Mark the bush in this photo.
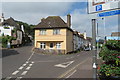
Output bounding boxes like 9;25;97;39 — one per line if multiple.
99;40;120;78
1;35;16;48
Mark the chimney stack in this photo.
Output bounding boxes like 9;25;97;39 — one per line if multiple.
41;18;45;22
67;14;71;27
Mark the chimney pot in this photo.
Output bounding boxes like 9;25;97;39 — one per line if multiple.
41;18;45;22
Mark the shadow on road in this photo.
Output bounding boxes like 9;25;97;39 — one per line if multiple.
1;49;20;58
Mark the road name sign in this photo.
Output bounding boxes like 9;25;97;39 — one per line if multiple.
98;10;120;17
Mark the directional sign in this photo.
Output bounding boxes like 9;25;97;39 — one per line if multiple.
98;10;120;17
54;61;74;68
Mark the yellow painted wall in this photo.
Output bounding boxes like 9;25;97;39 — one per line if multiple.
34;28;73;54
66;29;74;53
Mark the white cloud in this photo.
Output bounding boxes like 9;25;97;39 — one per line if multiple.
2;2;73;24
2;2;119;38
68;8;92;37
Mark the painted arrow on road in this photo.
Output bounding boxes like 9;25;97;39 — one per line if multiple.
54;61;74;68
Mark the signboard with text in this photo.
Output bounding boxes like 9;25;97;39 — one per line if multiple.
88;0;120;14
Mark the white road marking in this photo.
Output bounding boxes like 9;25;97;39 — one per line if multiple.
29;64;33;67
12;70;19;75
55;61;74;68
27;52;34;61
19;66;24;70
66;70;77;78
26;66;31;70
16;77;22;80
22;64;27;66
21;71;28;75
5;77;12;80
58;58;90;78
31;61;34;64
26;61;29;64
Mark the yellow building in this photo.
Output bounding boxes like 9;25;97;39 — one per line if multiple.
34;14;74;54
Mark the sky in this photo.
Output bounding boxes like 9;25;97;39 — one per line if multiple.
1;1;119;38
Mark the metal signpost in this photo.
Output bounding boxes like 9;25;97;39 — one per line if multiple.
88;0;120;80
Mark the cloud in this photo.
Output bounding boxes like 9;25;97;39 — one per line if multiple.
2;2;119;38
68;8;92;37
2;2;73;24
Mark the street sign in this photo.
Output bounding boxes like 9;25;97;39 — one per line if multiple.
96;5;102;11
98;9;120;17
88;0;120;14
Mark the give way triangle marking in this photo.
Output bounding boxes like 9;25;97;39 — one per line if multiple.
54;61;74;68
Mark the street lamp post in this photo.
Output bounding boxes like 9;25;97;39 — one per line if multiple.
92;19;97;80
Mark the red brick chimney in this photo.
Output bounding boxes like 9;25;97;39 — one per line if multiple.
67;14;71;27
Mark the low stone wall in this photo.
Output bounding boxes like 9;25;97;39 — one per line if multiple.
33;48;65;55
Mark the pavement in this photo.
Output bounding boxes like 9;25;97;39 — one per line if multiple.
1;44;95;80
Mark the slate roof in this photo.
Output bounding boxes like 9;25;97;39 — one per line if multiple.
35;16;69;29
0;17;20;29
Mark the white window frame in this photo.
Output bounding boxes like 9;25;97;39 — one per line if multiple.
40;29;46;35
56;43;61;49
40;42;46;49
53;29;60;35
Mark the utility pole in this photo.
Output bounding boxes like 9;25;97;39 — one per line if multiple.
92;19;97;80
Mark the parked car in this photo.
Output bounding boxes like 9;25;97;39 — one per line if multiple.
84;47;90;51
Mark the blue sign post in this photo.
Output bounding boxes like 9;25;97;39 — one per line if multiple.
98;10;120;17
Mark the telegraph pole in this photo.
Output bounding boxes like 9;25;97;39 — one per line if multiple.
92;19;97;80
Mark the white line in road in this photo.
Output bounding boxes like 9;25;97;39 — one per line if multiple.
55;61;74;68
29;64;33;67
31;61;34;64
27;52;34;61
58;58;90;78
19;66;24;70
26;61;29;64
5;77;12;80
26;66;31;70
22;64;27;66
21;71;28;75
15;77;22;80
12;70;19;75
66;70;77;78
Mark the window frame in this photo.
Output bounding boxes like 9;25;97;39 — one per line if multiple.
40;29;46;35
40;42;46;49
53;29;60;35
56;43;61;49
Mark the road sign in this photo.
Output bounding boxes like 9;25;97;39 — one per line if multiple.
96;5;102;11
98;10;120;17
88;0;120;14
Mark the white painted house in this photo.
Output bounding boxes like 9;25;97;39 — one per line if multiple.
73;30;85;51
0;14;24;46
